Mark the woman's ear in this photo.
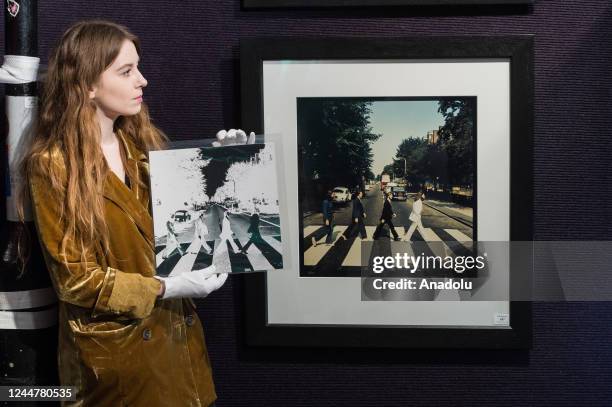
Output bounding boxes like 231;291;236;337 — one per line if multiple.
88;86;97;100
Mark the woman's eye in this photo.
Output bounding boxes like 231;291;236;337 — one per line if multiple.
122;70;131;76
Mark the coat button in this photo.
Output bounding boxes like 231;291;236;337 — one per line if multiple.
142;328;152;341
185;315;194;327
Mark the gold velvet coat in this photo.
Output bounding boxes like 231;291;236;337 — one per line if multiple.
29;132;216;407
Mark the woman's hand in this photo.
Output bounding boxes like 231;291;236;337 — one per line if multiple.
212;129;256;147
154;265;228;299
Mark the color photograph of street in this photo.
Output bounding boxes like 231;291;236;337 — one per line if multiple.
298;97;475;277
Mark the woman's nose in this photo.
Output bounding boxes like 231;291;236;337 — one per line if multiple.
137;69;147;88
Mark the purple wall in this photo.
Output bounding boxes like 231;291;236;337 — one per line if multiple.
2;1;611;405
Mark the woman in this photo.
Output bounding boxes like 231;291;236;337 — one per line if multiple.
403;191;426;241
19;20;230;406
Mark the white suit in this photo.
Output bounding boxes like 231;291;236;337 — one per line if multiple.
162;220;183;258
404;198;426;241
216;213;239;253
190;217;213;254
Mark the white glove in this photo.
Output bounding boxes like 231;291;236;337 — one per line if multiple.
212;129;256;147
154;265;228;299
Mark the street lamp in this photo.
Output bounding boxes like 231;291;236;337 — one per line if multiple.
394;157;407;179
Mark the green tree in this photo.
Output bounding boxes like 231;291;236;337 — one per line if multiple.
394;137;428;185
298;99;381;191
437;98;475;187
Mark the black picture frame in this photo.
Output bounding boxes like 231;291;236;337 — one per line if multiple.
243;0;534;9
240;36;533;349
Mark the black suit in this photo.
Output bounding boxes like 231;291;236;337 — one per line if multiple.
373;199;399;239
242;213;262;252
344;196;367;239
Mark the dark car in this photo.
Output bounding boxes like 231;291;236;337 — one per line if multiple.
391;186;407;201
172;209;191;222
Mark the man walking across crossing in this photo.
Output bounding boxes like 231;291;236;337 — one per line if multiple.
312;190;334;247
373;192;400;241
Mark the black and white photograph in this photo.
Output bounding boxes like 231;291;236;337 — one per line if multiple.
149;143;284;276
299;97;476;277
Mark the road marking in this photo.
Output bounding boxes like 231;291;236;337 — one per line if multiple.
262;235;282;253
168;239;201;277
156;247;166;267
238;238;275;271
443;228;471;242
212;239;233;273
304;226;348;266
302;227;474;269
419;227;456;258
342;226;376;267
304;225;321;238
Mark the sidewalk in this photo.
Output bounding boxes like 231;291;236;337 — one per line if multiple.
422;198;473;225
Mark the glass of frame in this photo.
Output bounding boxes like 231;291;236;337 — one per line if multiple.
240;36;533;349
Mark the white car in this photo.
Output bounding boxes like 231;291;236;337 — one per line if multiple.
331;187;351;204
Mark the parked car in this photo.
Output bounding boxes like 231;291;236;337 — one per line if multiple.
331;187;351;204
170;209;192;232
391;186;407;201
171;209;191;222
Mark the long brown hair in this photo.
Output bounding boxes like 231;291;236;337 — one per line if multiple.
18;20;166;267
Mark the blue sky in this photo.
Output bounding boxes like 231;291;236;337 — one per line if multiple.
368;100;445;176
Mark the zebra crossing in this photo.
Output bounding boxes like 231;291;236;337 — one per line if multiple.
154;223;473;278
155;235;283;276
302;224;473;277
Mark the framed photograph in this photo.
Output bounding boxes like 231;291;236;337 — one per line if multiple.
298;96;477;278
243;0;534;9
148;143;285;276
241;36;533;348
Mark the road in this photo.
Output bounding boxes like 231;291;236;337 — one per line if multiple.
304;187;473;238
302;187;475;277
154;204;282;276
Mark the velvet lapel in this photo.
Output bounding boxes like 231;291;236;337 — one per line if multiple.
102;131;154;248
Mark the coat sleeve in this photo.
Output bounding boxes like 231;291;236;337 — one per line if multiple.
28;154;161;320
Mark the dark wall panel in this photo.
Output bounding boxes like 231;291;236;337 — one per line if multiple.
1;1;611;405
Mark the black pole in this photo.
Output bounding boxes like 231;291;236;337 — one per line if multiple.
1;0;59;395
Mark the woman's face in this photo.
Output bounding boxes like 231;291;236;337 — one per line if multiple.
89;40;147;119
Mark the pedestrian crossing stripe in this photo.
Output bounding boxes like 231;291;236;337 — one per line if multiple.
169;239;203;277
443;228;471;242
303;225;321;238
262;235;282;253
304;226;348;266
302;225;473;270
238;237;275;271
343;226;376;267
154;235;283;275
419;228;456;258
212;239;233;274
